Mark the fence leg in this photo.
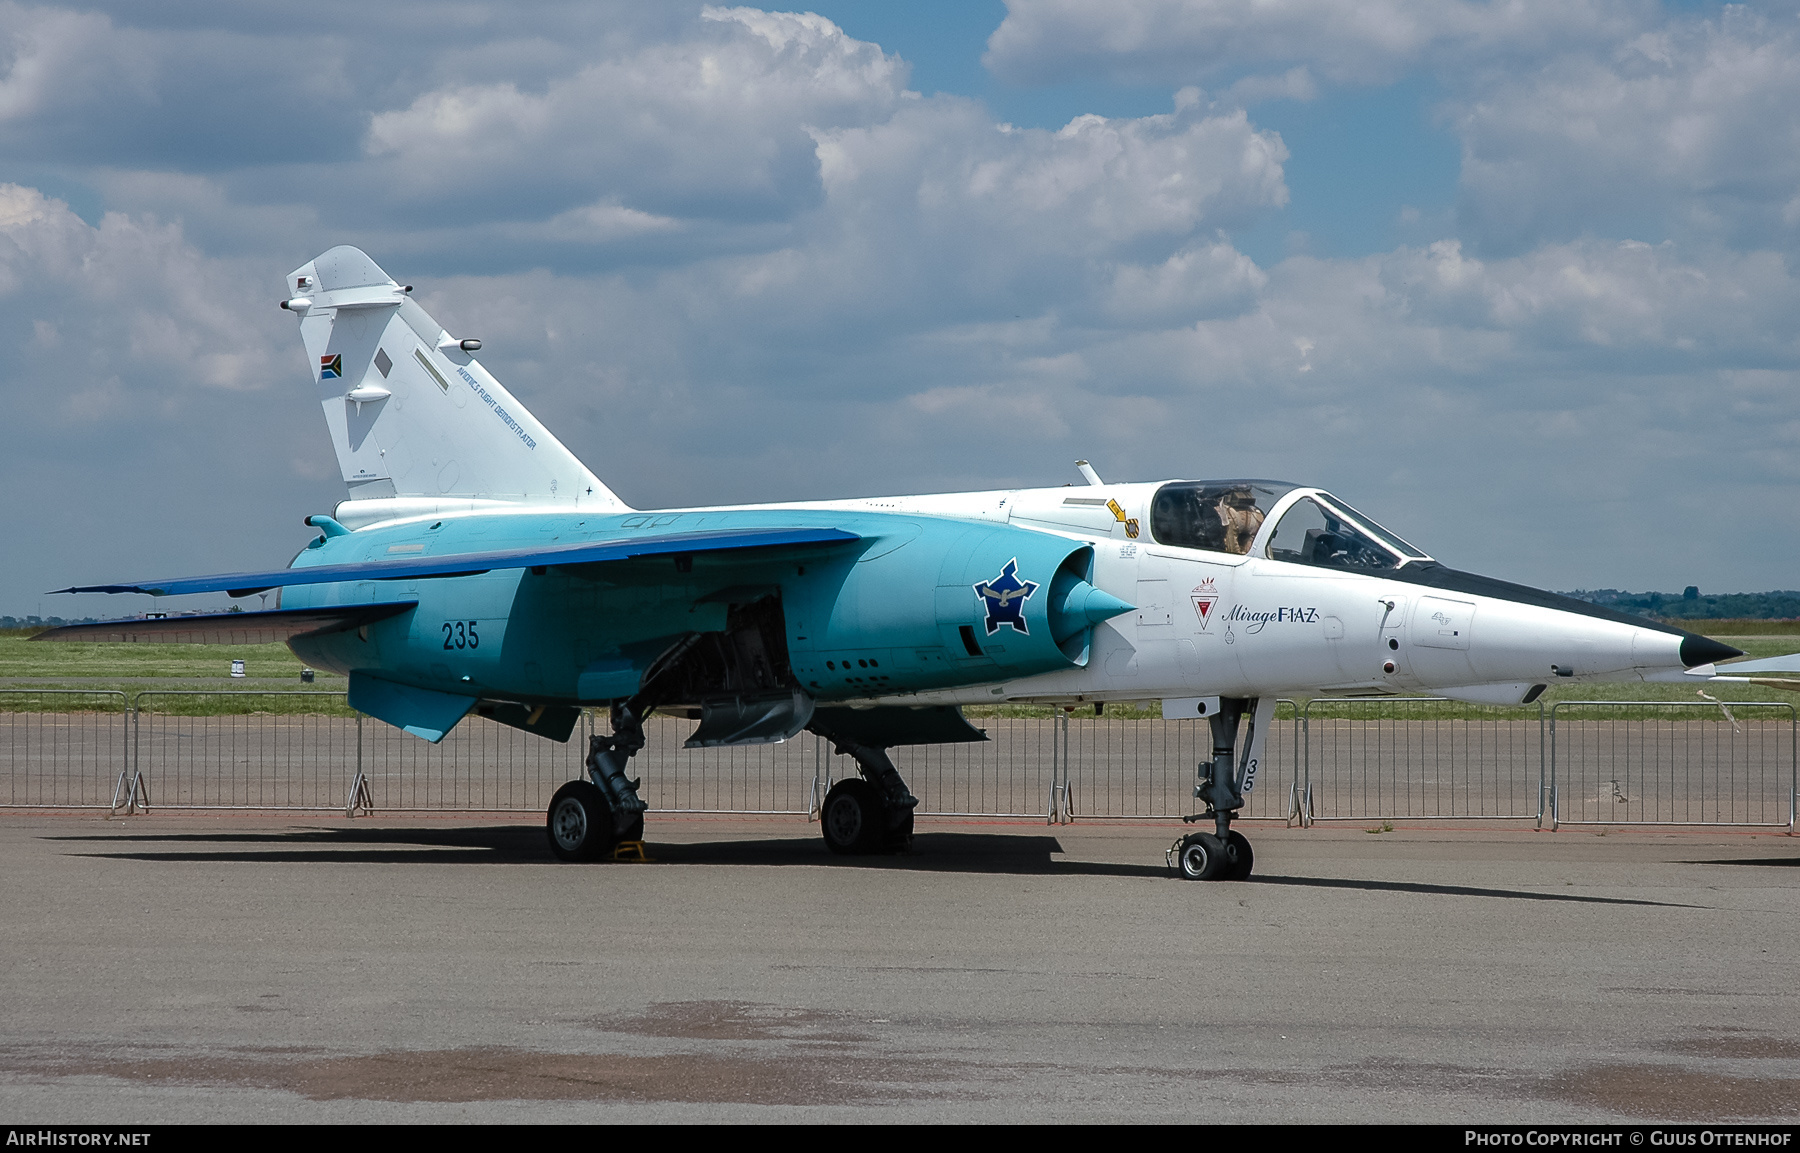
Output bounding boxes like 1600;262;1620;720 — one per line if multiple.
345;772;373;817
1548;711;1560;831
110;705;130;815
1535;701;1546;830
345;715;373;817
109;770;135;814
1301;706;1311;829
1051;712;1065;820
1286;779;1315;827
809;734;826;822
112;770;149;815
111;704;149;815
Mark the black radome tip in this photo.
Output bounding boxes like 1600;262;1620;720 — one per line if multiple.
1680;633;1744;668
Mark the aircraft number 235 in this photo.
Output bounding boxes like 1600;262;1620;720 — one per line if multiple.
442;621;480;650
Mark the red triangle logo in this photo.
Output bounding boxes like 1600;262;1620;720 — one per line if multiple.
1192;596;1218;628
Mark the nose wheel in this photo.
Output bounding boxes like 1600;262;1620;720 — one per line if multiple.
1169;830;1254;881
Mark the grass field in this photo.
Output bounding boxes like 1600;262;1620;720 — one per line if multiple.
2;628;1796;719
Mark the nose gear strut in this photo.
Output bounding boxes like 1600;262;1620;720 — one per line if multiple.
1194;697;1249;828
1171;696;1271;881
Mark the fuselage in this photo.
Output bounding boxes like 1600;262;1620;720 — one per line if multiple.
284;478;1734;711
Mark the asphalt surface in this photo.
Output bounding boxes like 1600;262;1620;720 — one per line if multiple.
1;813;1797;1123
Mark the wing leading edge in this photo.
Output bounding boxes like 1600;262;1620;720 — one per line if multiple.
52;526;863;598
32;602;418;644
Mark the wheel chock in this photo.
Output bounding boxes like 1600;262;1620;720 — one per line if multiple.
610;840;654;862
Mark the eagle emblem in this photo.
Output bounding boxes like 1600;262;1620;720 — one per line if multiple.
973;558;1039;635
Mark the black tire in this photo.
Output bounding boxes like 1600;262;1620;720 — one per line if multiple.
547;780;615;862
1223;830;1254;881
1175;832;1229;881
821;779;885;855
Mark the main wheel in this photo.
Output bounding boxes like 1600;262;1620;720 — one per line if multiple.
821;779;885;855
1175;832;1229;880
547;780;615;862
1223;830;1254;881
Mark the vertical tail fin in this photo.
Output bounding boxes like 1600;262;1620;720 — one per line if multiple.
285;246;629;515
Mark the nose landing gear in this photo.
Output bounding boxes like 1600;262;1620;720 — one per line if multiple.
1169;828;1254;880
1169;697;1272;881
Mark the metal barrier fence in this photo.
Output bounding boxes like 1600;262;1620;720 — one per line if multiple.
0;691;129;810
1062;701;1301;822
1301;699;1546;824
1550;701;1798;829
133;692;361;811
1;691;1794;828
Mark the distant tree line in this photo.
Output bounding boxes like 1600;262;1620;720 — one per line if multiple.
0;615;99;630
2;607;240;631
1560;589;1800;621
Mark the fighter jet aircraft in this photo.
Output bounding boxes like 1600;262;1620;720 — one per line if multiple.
41;246;1746;880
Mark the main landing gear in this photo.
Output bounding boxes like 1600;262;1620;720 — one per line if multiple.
1169;697;1273;881
546;702;651;862
818;739;917;855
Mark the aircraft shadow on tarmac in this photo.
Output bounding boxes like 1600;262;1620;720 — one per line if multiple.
55;828;1155;876
50;827;1698;904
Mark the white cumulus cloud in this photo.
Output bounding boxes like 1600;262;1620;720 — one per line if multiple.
1452;7;1800;253
364;7;908;222
983;0;1640;88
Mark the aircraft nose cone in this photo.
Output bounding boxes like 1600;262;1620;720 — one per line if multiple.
1679;632;1743;668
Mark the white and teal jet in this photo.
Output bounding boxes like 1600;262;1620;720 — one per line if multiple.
44;247;1750;879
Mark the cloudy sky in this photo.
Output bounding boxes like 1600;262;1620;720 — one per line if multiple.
4;0;1799;618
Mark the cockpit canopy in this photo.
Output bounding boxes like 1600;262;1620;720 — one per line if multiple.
1150;480;1294;555
1149;480;1430;571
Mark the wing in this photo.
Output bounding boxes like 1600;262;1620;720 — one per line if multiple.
31;602;417;644
1713;653;1800;675
1699;651;1800;693
52;526;862;598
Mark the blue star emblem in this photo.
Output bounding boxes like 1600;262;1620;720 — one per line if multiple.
973;558;1039;635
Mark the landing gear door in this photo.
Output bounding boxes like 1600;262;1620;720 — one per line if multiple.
1239;696;1279;795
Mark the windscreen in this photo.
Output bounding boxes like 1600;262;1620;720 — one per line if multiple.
1315;493;1428;559
1149;481;1297;555
1265;497;1404;571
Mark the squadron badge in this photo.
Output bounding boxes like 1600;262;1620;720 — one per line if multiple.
973;558;1039;635
1192;577;1218;629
